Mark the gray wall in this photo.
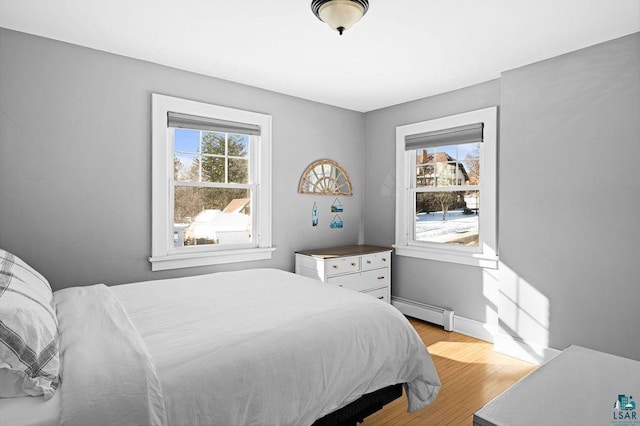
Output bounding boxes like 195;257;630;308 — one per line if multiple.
363;80;501;323
363;32;640;360
2;26;639;360
0;28;364;290
499;32;640;359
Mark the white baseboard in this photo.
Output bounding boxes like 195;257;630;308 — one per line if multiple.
453;315;496;343
493;333;561;365
392;296;495;342
392;296;561;365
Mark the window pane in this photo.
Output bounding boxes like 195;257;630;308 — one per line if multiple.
460;142;480;185
201;132;226;155
432;149;461;187
174;129;200;153
415;190;479;246
228;158;249;184
173;186;251;247
416;148;434;188
228;134;249;157
435;161;460;187
201;156;226;183
174;153;199;181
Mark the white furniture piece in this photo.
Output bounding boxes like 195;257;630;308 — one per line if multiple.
295;244;392;303
473;345;640;426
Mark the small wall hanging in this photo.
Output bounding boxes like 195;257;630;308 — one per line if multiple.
331;198;344;213
330;214;344;229
311;202;319;227
299;159;353;196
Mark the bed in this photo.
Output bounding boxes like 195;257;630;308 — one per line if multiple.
0;249;441;425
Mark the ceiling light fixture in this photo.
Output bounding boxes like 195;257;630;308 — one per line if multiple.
311;0;369;35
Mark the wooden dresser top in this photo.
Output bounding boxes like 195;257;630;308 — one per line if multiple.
295;244;392;259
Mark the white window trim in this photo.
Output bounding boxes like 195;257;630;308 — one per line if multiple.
394;106;498;269
150;94;273;271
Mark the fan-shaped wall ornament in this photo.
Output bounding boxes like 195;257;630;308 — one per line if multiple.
298;159;353;196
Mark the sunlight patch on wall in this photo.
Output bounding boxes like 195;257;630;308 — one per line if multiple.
495;262;553;364
482;267;499;337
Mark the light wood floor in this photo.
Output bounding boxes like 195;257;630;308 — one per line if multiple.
361;317;538;426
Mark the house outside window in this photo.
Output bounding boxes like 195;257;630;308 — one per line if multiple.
150;94;273;271
395;107;497;268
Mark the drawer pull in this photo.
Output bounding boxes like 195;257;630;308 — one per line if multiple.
366;260;372;264
377;296;385;300
377;276;385;280
333;265;339;269
382;258;387;262
351;262;356;267
338;284;343;287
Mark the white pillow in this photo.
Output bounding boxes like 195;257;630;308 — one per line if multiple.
0;249;60;399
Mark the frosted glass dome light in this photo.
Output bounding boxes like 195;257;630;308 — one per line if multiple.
311;0;369;35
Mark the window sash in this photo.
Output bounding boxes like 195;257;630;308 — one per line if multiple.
170;181;256;252
411;146;481;193
173;128;251;185
411;188;481;249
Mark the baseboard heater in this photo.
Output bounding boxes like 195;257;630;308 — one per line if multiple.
391;296;455;331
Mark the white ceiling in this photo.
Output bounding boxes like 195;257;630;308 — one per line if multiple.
1;0;639;112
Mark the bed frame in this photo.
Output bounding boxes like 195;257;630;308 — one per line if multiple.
312;383;403;426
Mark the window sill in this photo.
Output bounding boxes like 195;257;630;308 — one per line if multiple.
149;247;276;271
393;244;497;269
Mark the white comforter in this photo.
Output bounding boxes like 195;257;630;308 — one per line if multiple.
54;268;440;425
55;285;167;426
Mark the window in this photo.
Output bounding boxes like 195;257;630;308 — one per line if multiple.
150;94;273;271
394;107;497;268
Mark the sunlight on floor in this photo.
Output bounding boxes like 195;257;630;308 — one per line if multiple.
426;341;490;363
361;317;538;425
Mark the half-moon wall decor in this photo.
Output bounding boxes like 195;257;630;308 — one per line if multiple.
298;159;353;196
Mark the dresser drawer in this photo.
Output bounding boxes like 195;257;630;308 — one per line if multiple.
326;256;360;276
361;252;391;271
362;287;389;303
327;268;389;292
295;245;392;304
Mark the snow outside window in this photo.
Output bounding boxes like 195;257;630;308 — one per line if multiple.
394;107;498;268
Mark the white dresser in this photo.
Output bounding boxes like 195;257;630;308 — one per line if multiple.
295;245;392;303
